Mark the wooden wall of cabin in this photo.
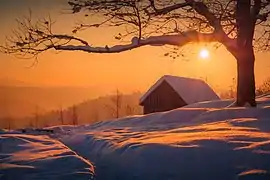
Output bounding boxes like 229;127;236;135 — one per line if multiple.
142;81;187;114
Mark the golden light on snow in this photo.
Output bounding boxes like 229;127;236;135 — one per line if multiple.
199;48;210;59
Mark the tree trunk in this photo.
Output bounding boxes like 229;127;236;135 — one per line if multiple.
235;46;256;107
234;0;256;107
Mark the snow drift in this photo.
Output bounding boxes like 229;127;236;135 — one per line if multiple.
0;133;94;180
1;95;270;180
60;95;270;180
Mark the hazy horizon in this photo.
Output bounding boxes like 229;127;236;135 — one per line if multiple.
1;0;269;127
1;0;270;95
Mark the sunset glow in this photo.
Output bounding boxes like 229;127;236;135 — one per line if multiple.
0;1;270;99
199;48;210;59
1;1;270;179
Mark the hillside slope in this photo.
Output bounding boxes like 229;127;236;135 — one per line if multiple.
2;95;270;180
58;95;270;180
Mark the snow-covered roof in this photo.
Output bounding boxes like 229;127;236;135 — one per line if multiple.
139;75;220;105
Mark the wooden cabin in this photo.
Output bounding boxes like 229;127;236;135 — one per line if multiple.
139;75;220;114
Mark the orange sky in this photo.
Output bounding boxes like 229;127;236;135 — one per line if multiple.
0;0;270;95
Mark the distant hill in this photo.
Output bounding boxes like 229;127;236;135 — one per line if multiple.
0;92;143;129
0;86;108;119
0;77;30;87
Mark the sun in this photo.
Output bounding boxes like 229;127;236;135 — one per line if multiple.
199;48;210;59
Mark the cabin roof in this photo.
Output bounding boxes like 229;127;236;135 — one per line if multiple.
139;75;220;105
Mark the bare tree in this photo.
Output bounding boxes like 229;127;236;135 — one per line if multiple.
34;105;39;128
256;77;270;96
106;89;123;118
125;104;135;116
58;106;65;125
2;0;270;106
6;117;13;131
28;119;35;128
91;108;100;122
228;77;237;98
71;105;79;125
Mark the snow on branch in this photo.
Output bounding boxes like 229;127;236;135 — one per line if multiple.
1;11;237;57
54;30;236;53
5;0;265;58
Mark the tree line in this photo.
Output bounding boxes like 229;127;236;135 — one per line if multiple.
0;91;142;130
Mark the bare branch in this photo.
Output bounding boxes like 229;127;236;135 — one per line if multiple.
149;0;223;31
2;0;270;58
54;30;236;54
149;0;190;15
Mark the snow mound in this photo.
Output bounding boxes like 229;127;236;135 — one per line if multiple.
59;96;270;180
1;133;94;180
2;96;270;180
